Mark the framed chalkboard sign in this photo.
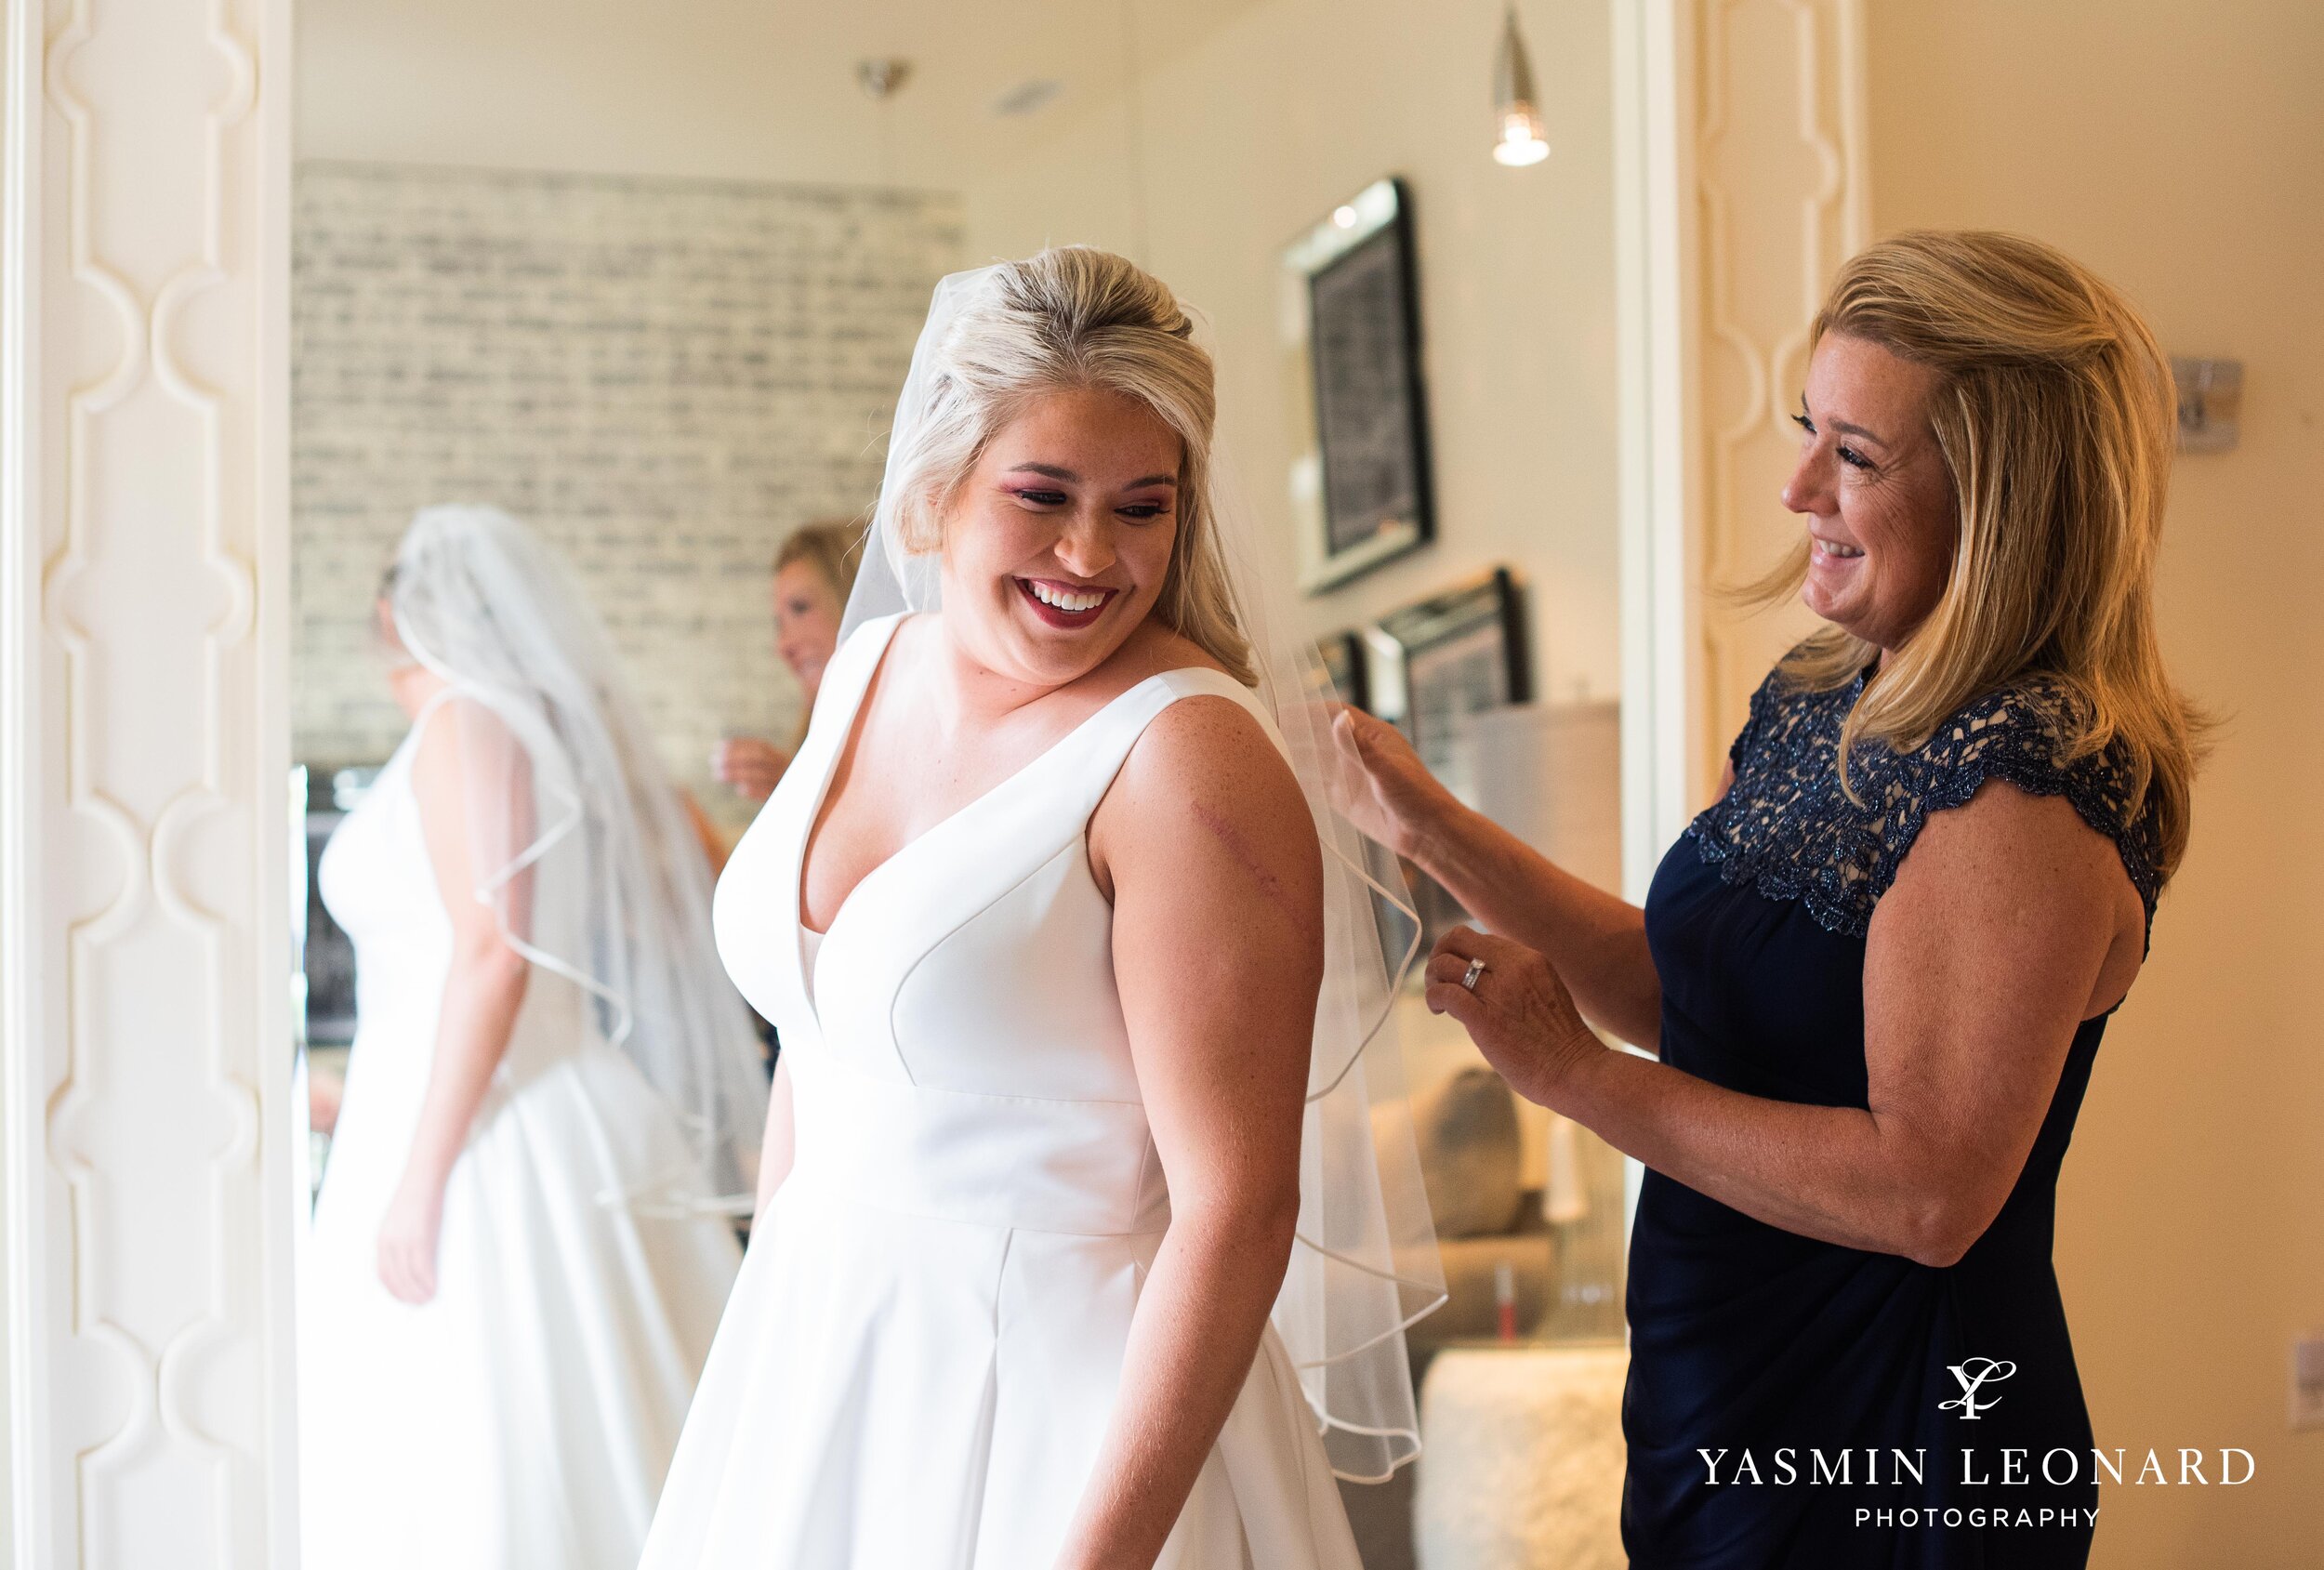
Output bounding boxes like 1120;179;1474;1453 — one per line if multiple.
1282;178;1434;593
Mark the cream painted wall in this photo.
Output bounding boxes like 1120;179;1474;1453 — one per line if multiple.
1868;4;2324;1564
959;0;1623;705
298;0;1626;708
295;0;1269;191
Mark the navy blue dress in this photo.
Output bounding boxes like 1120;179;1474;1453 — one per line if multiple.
1622;663;2161;1569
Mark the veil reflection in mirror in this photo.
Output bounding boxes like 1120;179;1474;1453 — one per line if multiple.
297;504;766;1567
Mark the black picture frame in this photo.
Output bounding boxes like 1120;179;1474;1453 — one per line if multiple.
1372;565;1531;748
1281;178;1435;593
1365;567;1531;961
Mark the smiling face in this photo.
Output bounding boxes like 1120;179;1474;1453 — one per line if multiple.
772;558;847;701
1782;333;1958;656
934;385;1183;689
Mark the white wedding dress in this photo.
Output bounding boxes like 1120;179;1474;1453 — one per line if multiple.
298;702;746;1570
639;612;1364;1569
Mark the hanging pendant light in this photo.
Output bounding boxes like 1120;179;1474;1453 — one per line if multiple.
1491;6;1550;166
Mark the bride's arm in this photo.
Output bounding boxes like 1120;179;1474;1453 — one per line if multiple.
380;703;534;1304
1060;695;1325;1570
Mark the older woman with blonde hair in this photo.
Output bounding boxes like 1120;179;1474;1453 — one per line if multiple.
1338;230;2201;1567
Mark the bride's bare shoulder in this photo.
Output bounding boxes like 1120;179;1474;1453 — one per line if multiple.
1093;684;1320;923
1096;626;1314;864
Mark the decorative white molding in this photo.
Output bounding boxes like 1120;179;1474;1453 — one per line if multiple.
1689;0;1869;794
2;0;294;1563
1613;0;1872;842
3;2;54;1563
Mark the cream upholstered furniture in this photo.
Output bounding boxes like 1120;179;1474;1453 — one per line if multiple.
1413;1340;1629;1570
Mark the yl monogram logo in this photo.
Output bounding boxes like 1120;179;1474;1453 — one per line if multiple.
1939;1358;2017;1420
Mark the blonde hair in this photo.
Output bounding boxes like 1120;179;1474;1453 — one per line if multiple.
1749;230;2203;883
882;246;1256;685
773;520;865;604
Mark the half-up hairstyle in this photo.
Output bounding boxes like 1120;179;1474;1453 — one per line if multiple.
1748;230;2205;884
881;245;1256;685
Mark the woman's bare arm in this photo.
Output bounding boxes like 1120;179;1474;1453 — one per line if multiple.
1334;706;1670;1047
1409;795;1661;1047
379;705;534;1302
1430;780;2145;1265
1056;696;1324;1570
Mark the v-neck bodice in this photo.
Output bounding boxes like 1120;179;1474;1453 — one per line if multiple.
713;611;1275;1109
666;611;1370;1570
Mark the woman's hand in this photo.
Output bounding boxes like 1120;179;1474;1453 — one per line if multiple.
1425;926;1604;1108
376;1170;447;1305
713;737;792;801
1327;706;1462;863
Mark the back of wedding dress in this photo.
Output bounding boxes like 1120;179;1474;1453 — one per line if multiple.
297;505;760;1570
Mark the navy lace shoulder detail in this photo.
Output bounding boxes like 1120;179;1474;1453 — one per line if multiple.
1685;663;2163;938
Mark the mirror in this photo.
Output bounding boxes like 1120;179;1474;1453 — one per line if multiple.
286;3;1627;1564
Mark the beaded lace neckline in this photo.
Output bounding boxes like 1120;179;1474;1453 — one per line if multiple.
1686;664;2161;939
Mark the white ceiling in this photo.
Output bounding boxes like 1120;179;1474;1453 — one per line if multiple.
296;0;1276;189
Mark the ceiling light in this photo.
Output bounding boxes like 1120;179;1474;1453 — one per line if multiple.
858;59;911;101
1491;7;1550;167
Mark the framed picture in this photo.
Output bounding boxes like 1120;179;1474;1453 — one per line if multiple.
1281;178;1434;593
1370;565;1531;754
1364;567;1531;960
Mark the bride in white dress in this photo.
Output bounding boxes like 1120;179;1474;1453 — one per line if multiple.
298;505;771;1570
641;249;1444;1569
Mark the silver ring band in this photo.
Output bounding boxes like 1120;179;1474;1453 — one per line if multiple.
1459;957;1487;992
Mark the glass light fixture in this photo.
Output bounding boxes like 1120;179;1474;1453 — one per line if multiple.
1492;7;1550;166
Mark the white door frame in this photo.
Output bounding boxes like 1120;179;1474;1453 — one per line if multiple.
1613;0;1710;901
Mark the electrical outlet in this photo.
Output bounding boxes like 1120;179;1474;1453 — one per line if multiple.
2292;1334;2324;1431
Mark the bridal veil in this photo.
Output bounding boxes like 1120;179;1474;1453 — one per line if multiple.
388;504;769;1215
838;259;1447;1481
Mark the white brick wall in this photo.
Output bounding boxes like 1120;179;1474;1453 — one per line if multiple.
292;161;961;829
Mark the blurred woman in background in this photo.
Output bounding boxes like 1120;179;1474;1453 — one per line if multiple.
712;521;864;801
299;503;769;1570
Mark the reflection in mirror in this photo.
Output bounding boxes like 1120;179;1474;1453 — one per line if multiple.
288;3;1625;1565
